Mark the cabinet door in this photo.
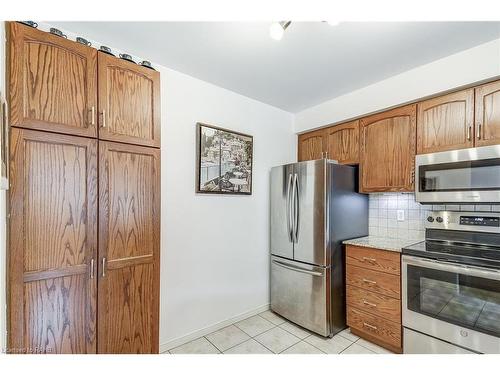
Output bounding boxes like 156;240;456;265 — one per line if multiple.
297;129;325;161
98;141;160;353
98;53;160;148
416;89;474;154
324;120;359;164
8;22;97;137
8;128;97;354
360;105;416;192
475;80;500;147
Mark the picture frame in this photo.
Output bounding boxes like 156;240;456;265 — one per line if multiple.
196;122;253;195
0;92;8;190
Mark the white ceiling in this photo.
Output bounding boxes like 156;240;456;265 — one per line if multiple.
51;22;500;113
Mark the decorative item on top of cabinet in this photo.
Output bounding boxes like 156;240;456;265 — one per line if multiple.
345;245;402;353
417;89;474;154
359;104;416;193
475;80;500;147
97;52;160;148
7;22;98;138
297;128;325;161
324;120;360;164
98;141;160;353
8;128;98;353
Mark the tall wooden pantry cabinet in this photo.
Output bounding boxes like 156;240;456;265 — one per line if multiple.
6;22;161;354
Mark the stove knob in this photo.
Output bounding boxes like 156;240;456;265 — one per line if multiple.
427;216;435;222
436;216;443;223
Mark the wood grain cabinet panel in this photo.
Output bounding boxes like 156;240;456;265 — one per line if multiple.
8;128;97;353
347;286;401;323
360;105;416;193
297;129;325;161
98;141;160;353
475;80;500;147
417;89;474;154
346;245;400;275
346;265;401;299
8;22;97;138
324;120;359;164
347;307;402;351
345;245;402;353
98;53;160;148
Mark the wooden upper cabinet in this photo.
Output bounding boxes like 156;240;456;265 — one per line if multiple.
475;80;500;147
297;129;325;161
98;141;160;353
98;52;161;148
8;22;97;137
360;105;416;193
324;120;360;164
417;89;474;154
8;128;97;353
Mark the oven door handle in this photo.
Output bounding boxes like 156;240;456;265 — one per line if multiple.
403;255;500;281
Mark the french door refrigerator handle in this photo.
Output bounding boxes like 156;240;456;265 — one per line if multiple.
272;259;323;277
292;173;299;243
286;173;293;242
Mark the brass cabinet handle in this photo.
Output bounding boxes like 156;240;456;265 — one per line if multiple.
101;109;107;128
362;278;377;285
362;300;377;307
362;256;377;263
467;125;472;140
477;123;482;139
102;257;107;277
363;322;378;331
90;258;95;279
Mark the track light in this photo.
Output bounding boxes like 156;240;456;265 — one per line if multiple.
269;21;291;41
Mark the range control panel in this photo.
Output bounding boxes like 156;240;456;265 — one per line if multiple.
426;211;500;233
459;216;500;227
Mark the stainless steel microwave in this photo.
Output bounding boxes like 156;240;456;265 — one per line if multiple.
415;145;500;203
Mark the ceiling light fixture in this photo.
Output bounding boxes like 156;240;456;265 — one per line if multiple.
269;21;291;41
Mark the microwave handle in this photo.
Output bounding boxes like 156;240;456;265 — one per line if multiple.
403;255;500;281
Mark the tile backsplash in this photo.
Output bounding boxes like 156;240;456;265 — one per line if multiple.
368;193;500;241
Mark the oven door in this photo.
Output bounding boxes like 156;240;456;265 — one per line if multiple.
402;255;500;354
415;145;500;203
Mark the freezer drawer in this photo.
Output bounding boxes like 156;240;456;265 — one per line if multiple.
270;256;330;336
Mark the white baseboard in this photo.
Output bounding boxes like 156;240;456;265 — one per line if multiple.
159;303;270;353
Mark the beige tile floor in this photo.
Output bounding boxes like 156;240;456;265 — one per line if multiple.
168;310;394;354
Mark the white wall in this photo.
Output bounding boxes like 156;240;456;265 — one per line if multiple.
295;38;500;133
160;68;294;349
0;22;296;352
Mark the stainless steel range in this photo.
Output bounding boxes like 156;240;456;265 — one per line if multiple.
402;211;500;354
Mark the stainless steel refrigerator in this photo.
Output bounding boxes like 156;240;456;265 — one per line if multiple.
270;159;368;337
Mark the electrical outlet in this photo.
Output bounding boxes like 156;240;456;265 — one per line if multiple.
397;210;405;221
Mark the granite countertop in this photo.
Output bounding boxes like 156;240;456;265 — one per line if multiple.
342;236;421;253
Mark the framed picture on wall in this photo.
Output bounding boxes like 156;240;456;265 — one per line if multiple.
196;122;253;195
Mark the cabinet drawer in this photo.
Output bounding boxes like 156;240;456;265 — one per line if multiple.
347;306;401;349
346;265;400;299
347;285;401;323
346;245;400;275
